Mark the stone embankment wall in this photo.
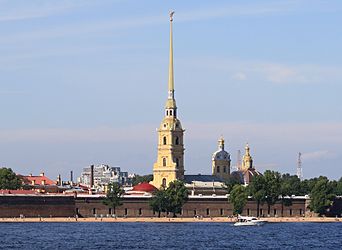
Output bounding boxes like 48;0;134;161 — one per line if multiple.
2;195;340;218
75;197;307;218
0;195;75;217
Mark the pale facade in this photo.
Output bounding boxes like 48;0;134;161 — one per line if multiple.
79;164;129;187
241;143;253;171
152;12;185;189
212;137;231;180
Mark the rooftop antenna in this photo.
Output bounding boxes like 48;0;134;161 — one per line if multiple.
297;152;303;181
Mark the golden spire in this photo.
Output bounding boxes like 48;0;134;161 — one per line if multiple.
168;11;175;99
218;136;225;150
245;143;250;156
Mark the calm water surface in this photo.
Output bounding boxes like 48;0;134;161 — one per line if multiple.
0;222;341;249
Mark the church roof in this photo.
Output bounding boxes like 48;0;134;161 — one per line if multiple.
132;182;157;193
184;175;223;184
231;168;262;184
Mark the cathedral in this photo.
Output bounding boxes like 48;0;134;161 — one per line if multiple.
151;12;185;188
151;12;261;189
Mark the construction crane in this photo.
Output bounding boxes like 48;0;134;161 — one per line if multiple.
297;152;303;181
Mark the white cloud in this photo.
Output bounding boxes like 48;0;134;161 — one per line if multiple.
0;0;97;22
232;72;247;81
301;150;335;161
184;58;342;85
1;122;341;147
0;0;331;44
0;125;156;143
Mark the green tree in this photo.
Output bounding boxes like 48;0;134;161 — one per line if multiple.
165;180;188;217
280;174;301;216
334;177;342;196
309;178;335;216
0;168;22;190
132;174;153;186
149;188;168;217
248;175;266;217
300;176;328;195
263;170;281;215
103;182;124;216
229;185;248;215
223;175;241;194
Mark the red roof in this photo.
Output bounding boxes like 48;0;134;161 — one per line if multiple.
132;182;157;193
22;175;55;185
0;190;36;194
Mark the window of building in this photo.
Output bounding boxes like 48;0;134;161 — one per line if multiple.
170;110;173;116
92;208;96;215
290;209;293;216
274;209;277;216
223;166;227;173
109;208;112;215
220;209;224;216
163;158;167;166
299;209;302;216
247;209;250;216
206;208;210;216
260;209;263;216
125;208;128;216
138;208;142;216
217;166;220;173
175;136;179;145
163;136;167;145
175;158;179;167
166;110;169;116
162;178;167;188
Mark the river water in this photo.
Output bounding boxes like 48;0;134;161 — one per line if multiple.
0;222;341;249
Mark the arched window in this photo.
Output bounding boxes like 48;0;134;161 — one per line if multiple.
163;158;167;166
170;110;173;116
217;166;220;173
166;110;169;116
223;166;227;173
163;136;167;145
162;178;167;188
175;136;179;145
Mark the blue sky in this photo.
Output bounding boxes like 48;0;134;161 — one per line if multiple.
0;0;341;180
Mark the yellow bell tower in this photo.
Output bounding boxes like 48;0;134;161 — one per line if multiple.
152;11;185;189
241;143;253;171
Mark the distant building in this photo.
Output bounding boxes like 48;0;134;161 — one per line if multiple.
78;164;131;188
21;172;59;193
212;136;231;180
231;143;262;185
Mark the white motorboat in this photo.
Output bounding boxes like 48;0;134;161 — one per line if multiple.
233;216;266;226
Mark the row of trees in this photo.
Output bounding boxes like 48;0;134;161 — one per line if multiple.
227;170;342;217
103;180;188;218
149;180;188;217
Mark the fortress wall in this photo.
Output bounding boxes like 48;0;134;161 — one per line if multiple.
75;196;308;218
0;195;75;218
0;195;317;218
